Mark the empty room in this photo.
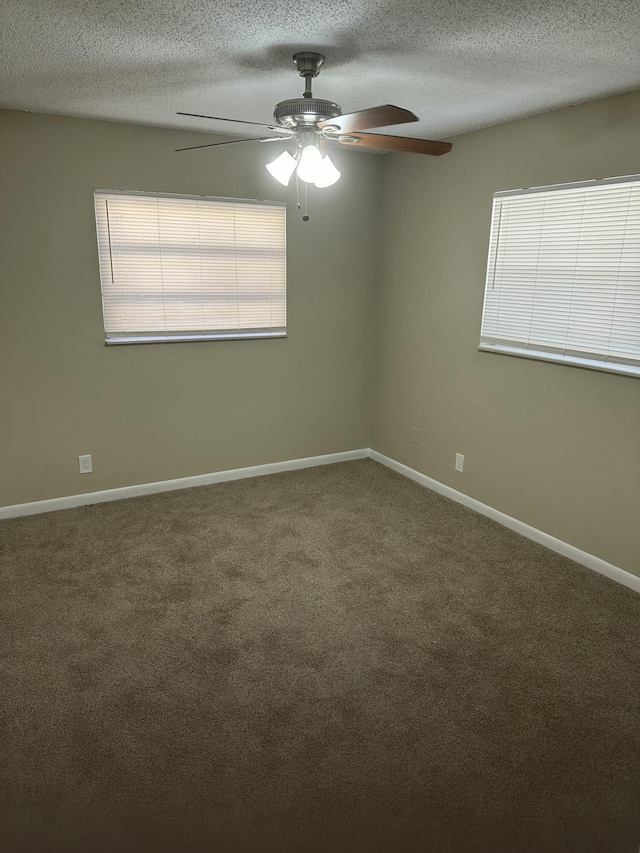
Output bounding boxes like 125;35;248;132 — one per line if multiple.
1;0;639;851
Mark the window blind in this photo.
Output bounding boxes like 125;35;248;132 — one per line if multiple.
480;175;640;378
94;190;286;344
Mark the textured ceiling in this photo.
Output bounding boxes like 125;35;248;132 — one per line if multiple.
1;0;640;142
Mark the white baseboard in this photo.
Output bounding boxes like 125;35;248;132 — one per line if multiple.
3;446;637;595
0;448;369;520
370;450;640;595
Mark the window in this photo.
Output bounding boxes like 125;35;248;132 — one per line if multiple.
480;175;640;378
93;190;286;344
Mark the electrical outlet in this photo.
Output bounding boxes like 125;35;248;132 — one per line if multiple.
78;454;92;474
411;427;420;444
455;453;464;473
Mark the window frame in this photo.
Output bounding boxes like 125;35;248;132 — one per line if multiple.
93;189;287;346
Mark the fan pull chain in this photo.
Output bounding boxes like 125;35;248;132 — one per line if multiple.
303;181;309;221
295;172;310;221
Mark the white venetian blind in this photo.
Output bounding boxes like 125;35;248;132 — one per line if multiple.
94;190;286;344
480;175;640;378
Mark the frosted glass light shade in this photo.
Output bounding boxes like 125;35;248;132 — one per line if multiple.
313;154;341;188
296;144;323;183
266;151;297;186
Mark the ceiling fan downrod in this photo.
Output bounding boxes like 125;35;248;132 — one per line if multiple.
292;51;325;99
273;53;342;130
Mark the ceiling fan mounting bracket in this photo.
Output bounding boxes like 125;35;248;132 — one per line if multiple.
292;52;325;79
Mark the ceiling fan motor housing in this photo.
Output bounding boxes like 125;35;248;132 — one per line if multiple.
273;98;342;129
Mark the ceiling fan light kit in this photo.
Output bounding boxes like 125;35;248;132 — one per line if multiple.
177;51;451;215
266;124;341;189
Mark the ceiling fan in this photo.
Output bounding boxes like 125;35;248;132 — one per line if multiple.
176;52;452;191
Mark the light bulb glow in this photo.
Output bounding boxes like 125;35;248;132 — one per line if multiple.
296;144;323;183
265;150;297;186
267;143;341;189
313;154;341;188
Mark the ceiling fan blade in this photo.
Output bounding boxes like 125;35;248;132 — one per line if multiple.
337;132;452;156
318;105;418;134
177;112;287;133
176;136;279;152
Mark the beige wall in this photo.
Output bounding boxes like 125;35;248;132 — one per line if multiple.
0;110;380;505
2;98;638;578
372;91;640;577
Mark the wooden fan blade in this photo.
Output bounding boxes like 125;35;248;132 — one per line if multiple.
177;112;287;133
318;105;418;134
337;132;452;156
176;136;277;152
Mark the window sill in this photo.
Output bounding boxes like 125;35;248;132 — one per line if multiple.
478;343;640;379
105;331;287;346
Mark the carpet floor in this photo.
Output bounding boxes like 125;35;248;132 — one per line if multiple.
1;459;639;853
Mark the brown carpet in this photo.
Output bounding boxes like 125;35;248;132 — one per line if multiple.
1;459;639;853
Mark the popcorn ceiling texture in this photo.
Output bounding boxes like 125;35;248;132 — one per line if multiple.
0;0;639;139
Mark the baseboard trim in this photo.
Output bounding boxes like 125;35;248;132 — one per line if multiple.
370;450;640;595
0;449;369;520
4;447;638;595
